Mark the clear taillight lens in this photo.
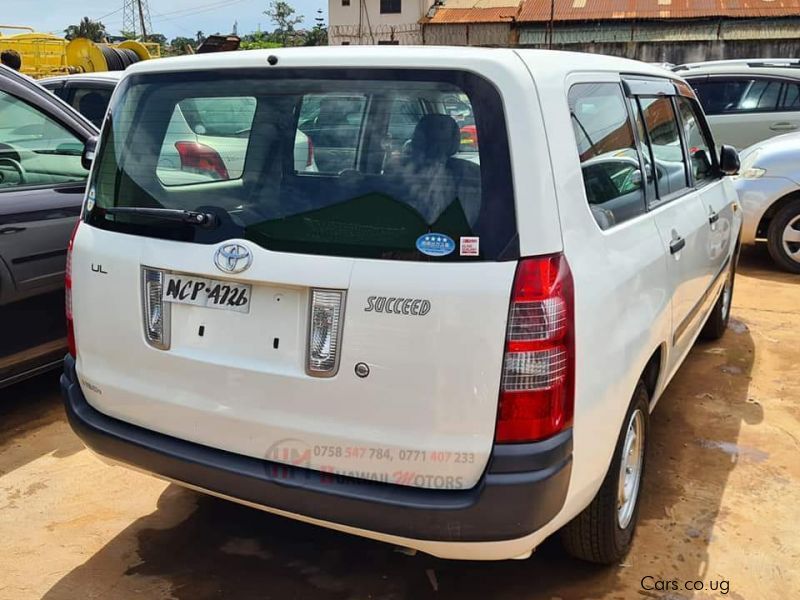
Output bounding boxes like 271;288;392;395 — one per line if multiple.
496;254;574;443
142;267;170;350
307;289;346;377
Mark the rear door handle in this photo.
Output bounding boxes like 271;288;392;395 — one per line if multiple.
0;226;26;235
770;121;798;132
708;210;719;225
670;236;686;255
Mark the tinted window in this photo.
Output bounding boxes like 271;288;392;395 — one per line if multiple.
0;91;88;190
676;97;715;184
638;96;689;198
569;83;646;230
692;78;781;115
780;81;800;110
70;87;113;127
88;69;517;262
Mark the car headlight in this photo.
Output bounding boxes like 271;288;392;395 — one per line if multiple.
739;166;766;179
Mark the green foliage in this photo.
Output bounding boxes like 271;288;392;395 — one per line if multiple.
64;17;107;42
168;36;197;55
264;1;304;45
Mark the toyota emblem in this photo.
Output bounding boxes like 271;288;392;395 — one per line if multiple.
214;243;252;274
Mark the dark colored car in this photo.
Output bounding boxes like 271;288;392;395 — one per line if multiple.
0;65;97;388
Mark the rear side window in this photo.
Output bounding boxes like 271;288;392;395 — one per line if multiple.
675;97;715;184
691;78;781;115
70;87;113;128
637;97;689;198
87;69;517;261
569;83;646;230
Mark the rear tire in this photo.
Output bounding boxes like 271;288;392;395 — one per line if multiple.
700;251;736;341
766;199;800;274
561;382;649;564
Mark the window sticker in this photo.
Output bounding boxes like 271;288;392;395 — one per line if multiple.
416;233;455;257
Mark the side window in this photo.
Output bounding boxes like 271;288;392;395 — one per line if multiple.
780;81;800;110
691;78;781;115
0;90;88;191
629;99;657;202
638;96;689;199
69;87;113;128
569;83;647;230
676;97;715;184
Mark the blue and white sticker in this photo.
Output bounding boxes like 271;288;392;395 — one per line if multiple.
416;233;455;257
86;187;96;212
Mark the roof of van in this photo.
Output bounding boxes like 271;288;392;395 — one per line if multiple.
122;46;679;82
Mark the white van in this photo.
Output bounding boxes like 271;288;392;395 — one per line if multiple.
61;47;741;563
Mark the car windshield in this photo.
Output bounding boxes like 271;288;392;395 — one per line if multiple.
86;68;517;261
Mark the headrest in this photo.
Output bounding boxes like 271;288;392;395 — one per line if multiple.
410;114;461;162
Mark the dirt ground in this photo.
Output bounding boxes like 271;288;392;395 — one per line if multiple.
1;247;798;600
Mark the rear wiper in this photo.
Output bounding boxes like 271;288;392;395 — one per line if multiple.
100;207;218;229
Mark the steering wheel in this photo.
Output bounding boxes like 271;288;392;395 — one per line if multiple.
0;158;27;185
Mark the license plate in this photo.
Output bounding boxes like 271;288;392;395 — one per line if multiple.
162;274;251;313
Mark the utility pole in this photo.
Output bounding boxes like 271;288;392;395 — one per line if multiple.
123;0;153;40
137;0;148;40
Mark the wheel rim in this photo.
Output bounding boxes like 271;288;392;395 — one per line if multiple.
782;215;800;264
617;409;645;529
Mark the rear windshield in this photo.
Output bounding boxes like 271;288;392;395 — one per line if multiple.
86;68;518;261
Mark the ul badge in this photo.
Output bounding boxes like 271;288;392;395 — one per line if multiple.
214;243;253;274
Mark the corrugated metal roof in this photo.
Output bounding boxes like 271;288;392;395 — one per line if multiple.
518;0;800;23
440;0;522;8
427;6;521;23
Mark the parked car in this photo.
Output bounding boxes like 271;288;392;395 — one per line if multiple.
0;64;97;388
675;59;800;149
41;71;318;175
61;48;741;564
735;132;800;272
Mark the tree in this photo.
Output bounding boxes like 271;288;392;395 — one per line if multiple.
169;36;196;55
196;31;206;45
148;33;168;47
304;9;327;46
64;17;107;42
240;31;283;50
264;1;303;46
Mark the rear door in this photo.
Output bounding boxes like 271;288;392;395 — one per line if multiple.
628;85;712;366
675;95;735;280
73;66;528;490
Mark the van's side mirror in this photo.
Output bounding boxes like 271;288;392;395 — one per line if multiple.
82;136;98;171
719;145;740;176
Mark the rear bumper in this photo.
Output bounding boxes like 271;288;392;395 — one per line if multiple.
61;355;571;543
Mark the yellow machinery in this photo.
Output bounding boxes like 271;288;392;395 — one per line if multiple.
1;25;160;78
0;25;69;78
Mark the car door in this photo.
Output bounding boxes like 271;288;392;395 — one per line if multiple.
675;94;735;281
628;84;713;371
689;75;789;149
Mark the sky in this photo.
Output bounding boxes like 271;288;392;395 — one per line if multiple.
4;0;327;41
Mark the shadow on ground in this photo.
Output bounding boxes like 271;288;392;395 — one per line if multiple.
40;321;758;599
0;372;82;477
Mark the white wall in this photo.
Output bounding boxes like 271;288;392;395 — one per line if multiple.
329;0;434;44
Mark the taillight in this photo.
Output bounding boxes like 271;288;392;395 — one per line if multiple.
306;289;346;377
306;136;315;168
496;254;574;443
65;221;80;357
175;141;229;180
141;267;171;350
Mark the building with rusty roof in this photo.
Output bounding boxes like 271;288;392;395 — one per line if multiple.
421;0;800;63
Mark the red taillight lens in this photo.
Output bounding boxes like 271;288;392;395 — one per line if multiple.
496;254;574;443
460;125;478;147
306;136;315;168
174;141;229;180
65;221;80;357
